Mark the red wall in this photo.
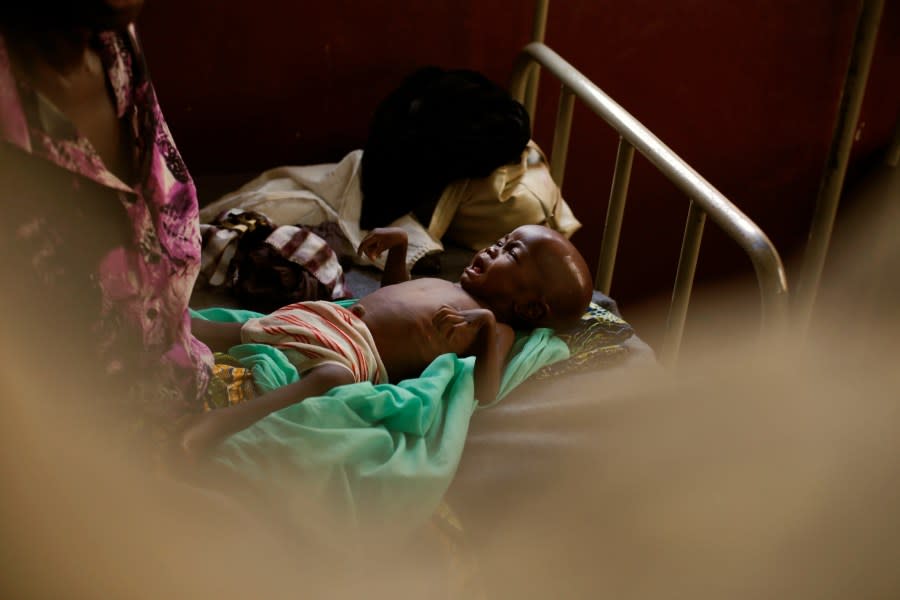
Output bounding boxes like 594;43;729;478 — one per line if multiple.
139;1;899;315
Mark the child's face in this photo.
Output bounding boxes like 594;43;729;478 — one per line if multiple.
460;225;560;312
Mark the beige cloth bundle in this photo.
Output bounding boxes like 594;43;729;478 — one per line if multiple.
200;141;580;271
428;140;581;250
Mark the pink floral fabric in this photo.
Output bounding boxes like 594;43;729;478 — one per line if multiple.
0;26;213;438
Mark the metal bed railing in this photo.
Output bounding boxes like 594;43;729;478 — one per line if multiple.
793;0;884;336
509;42;789;365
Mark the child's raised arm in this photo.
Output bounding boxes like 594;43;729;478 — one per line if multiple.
357;227;411;287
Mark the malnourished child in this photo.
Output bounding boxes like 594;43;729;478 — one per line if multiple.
184;224;592;458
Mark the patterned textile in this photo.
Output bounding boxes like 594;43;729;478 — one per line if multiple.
532;301;634;380
203;354;257;411
240;300;388;384
266;224;349;297
0;27;213;442
200;209;275;287
199;209;351;313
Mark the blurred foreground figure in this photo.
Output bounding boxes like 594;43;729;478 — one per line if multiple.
0;1;213;454
452;159;900;599
3;161;899;598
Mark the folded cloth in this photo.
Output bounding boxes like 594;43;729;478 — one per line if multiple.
199;152;444;272
427;140;582;250
189;303;568;543
198;209;350;312
263;224;350;298
198;142;580;273
203;358;257;411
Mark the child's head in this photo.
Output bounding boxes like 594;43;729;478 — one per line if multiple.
460;225;593;329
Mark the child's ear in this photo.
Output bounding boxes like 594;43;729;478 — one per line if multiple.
514;299;549;324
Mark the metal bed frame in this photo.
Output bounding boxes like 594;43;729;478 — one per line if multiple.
512;0;892;363
510;1;789;365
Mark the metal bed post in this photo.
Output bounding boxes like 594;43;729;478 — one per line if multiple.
524;0;550;127
887;115;900;168
595;138;634;295
510;43;789;362
793;0;884;336
884;115;900;167
662;201;706;366
549;86;575;188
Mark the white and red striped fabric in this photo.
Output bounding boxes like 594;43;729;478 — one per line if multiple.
241;301;386;384
264;225;350;299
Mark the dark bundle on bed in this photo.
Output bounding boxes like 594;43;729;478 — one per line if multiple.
360;66;531;230
197;210;352;314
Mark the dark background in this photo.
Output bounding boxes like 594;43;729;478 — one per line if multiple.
139;1;899;344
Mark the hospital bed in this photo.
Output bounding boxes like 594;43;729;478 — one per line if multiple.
441;0;791;572
191;0;800;583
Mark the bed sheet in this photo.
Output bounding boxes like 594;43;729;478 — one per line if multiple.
446;334;656;534
189;242;657;546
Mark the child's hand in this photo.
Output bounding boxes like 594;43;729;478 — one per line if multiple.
432;305;495;344
357;227;408;262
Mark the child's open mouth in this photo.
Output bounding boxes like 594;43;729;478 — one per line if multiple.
465;254;486;276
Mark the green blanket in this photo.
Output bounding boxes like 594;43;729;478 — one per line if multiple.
191;303;567;540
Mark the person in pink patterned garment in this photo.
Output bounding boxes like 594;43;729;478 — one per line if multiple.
0;2;213;453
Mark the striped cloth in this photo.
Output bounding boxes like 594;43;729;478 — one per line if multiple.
264;224;349;298
240;301;387;384
199;208;350;299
